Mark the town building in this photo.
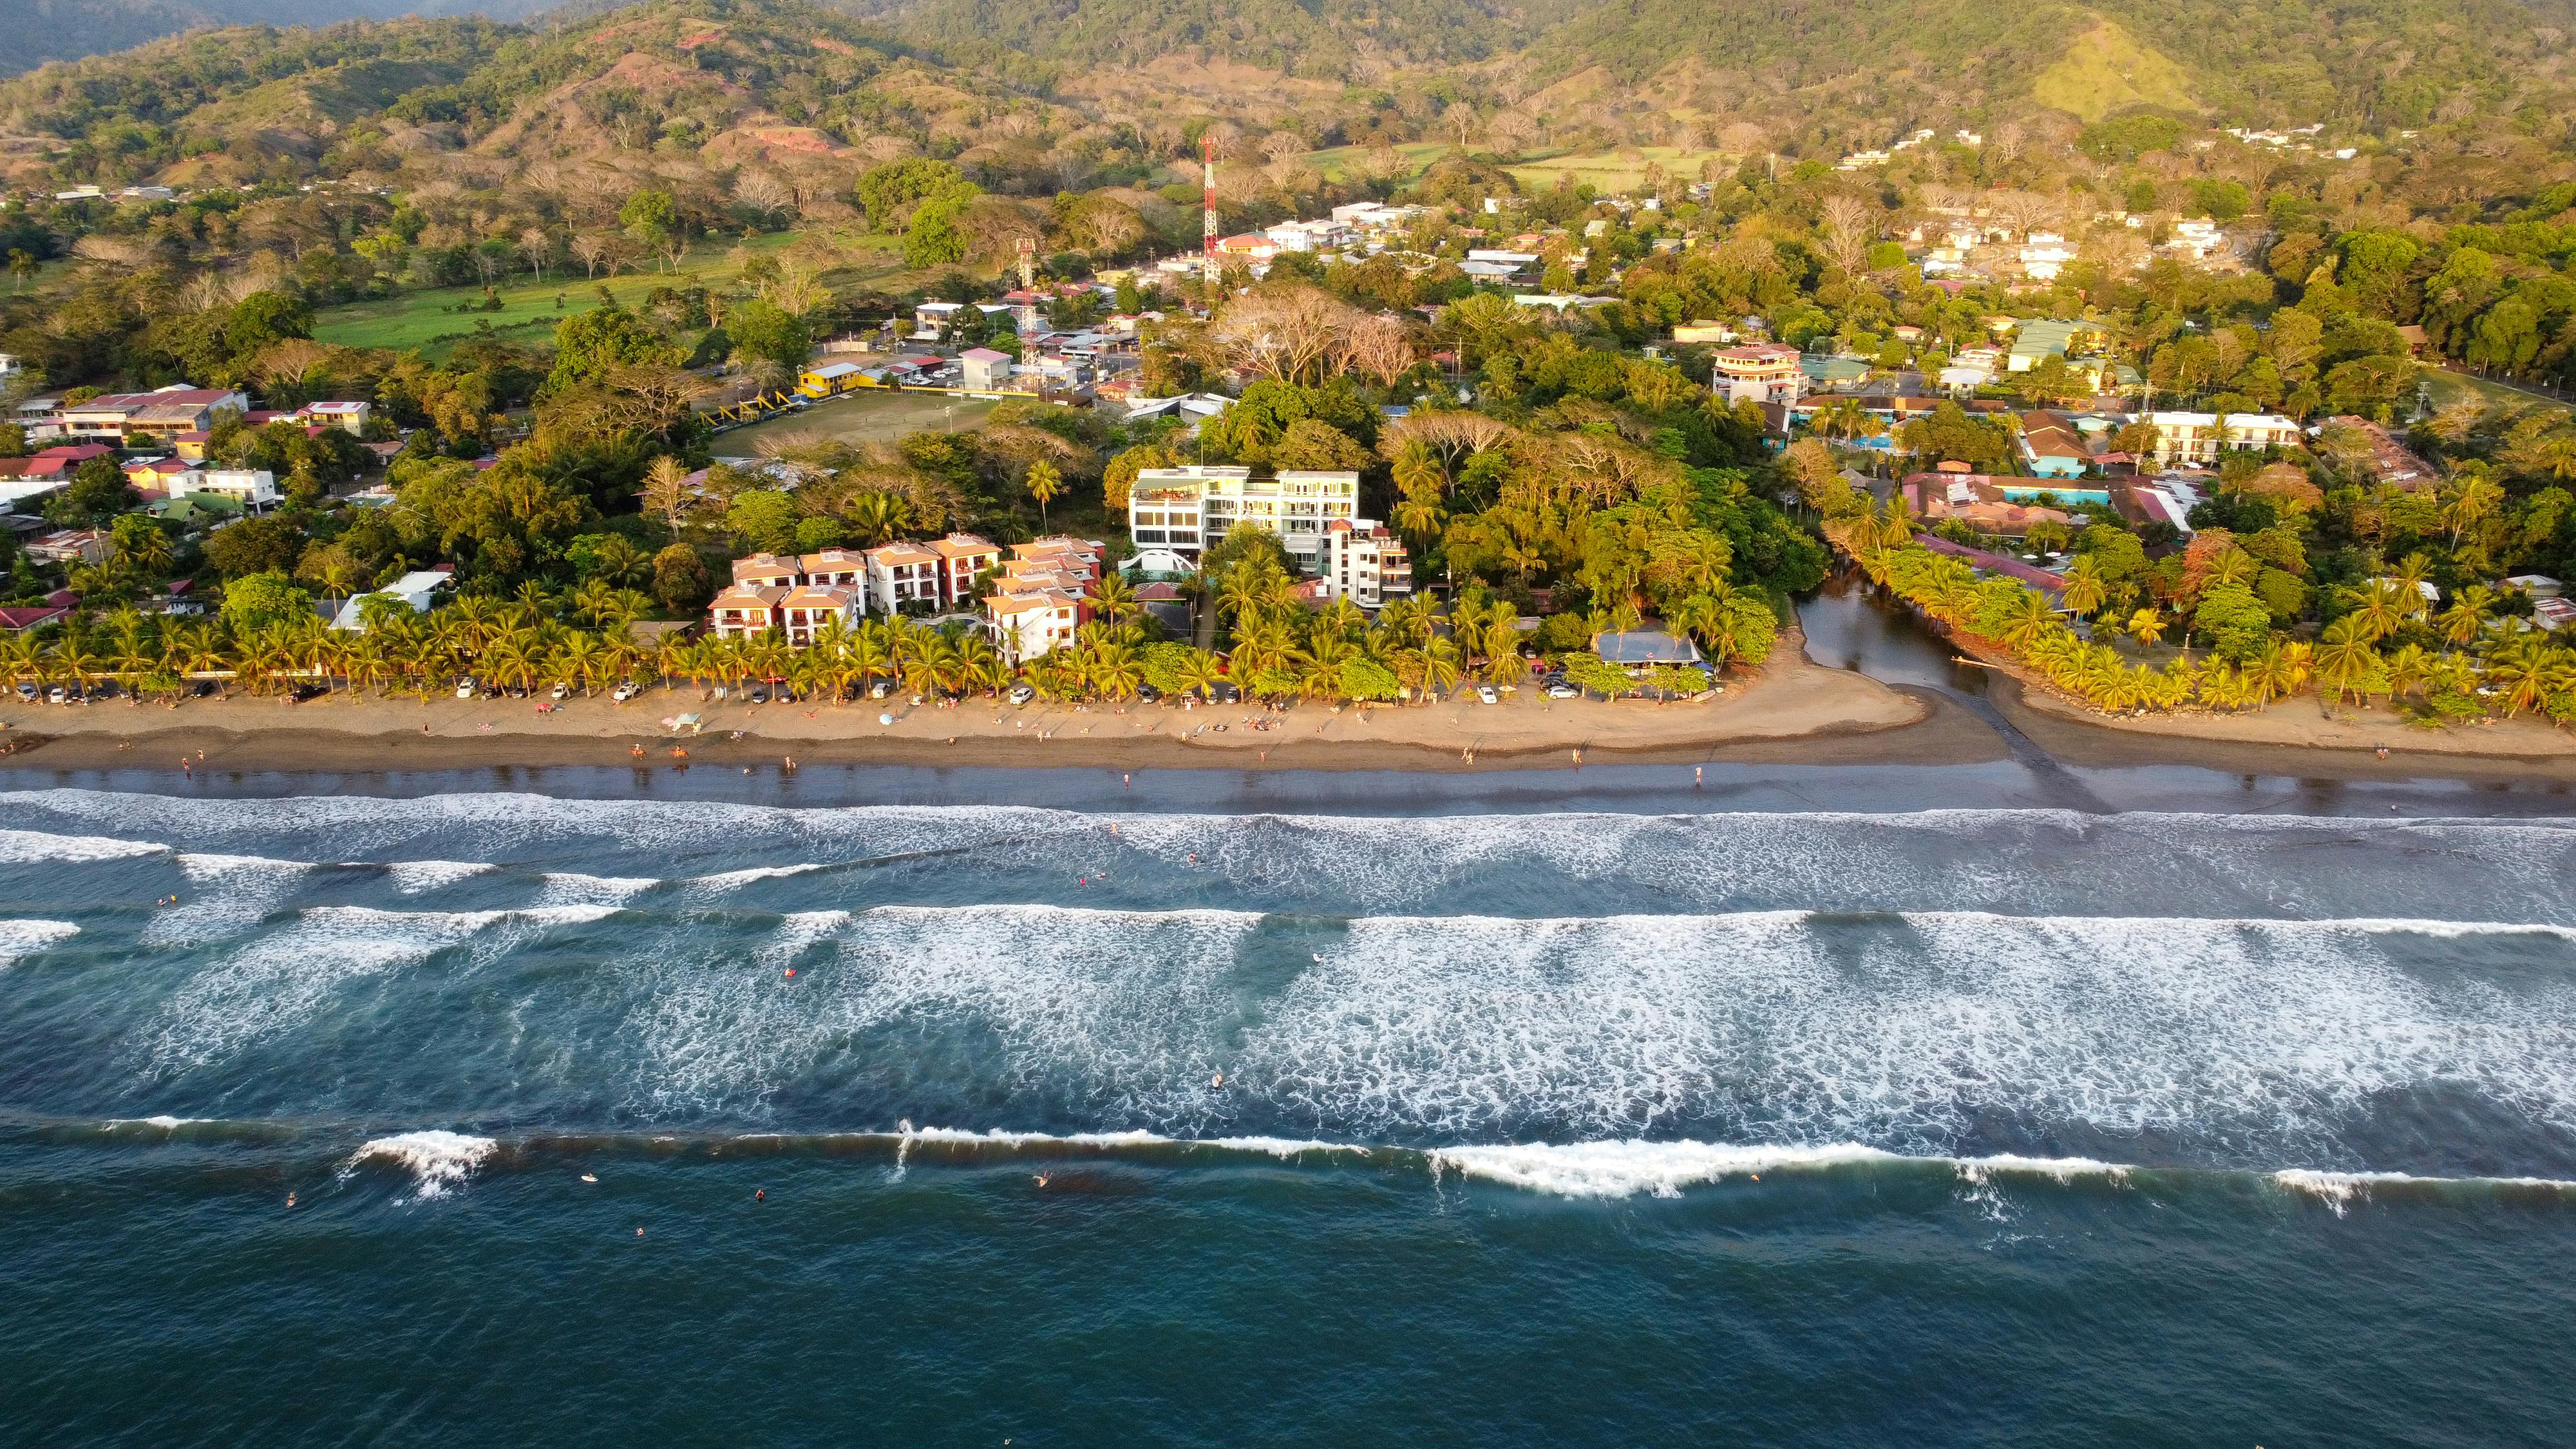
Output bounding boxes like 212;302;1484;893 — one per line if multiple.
958;348;1014;392
706;583;786;638
2018;410;2092;478
52;386;251;445
928;533;1001;603
2141;412;2302;466
1128;465;1360;570
1709;343;1805;406
330;567;453;630
865;541;943;613
298;401;371;434
196;469;279;511
775;584;862;645
1317;517;1412;609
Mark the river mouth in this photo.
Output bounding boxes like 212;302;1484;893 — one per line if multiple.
1795;568;1991;699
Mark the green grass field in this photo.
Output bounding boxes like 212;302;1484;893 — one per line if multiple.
310;230;909;355
1303;142;1729;196
721;390;997;452
2421;366;2574;424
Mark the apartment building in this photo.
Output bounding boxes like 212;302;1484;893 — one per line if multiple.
1709;343;1805;406
1317;518;1413;609
928;533;1003;604
775;584;863;646
866;542;943;612
1128;466;1359;570
2143;412;2303;466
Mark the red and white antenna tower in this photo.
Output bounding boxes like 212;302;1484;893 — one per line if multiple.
1201;135;1220;290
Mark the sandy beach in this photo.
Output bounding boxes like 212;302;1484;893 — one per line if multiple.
8;618;2572;785
0;626;1975;775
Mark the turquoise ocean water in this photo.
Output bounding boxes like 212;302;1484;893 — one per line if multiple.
5;773;2576;1446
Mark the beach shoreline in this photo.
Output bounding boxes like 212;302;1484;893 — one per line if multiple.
6;611;2573;786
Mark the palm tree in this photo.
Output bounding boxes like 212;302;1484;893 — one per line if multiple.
556;631;606;695
958;636;1012;697
1997;589;2057;651
2127;607;2166;647
2347;580;2407;642
2383;642;2434;703
2314;616;2381;706
2058;556;2108;618
1086;640;1144;699
1025;459;1063;528
1089;571;1141;627
2438;585;2494;647
1173;649;1224;701
2483;635;2557;717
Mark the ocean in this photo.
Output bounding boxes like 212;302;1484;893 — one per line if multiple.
4;771;2575;1446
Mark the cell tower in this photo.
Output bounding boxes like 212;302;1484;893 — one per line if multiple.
1202;135;1220;292
1016;235;1036;294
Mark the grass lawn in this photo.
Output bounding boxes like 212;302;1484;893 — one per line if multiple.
2420;366;2573;424
1302;141;1728;196
721;389;996;453
1301;142;1452;184
1501;147;1728;194
310;229;915;356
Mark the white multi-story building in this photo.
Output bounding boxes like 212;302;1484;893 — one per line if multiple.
775;584;862;646
1129;465;1359;571
985;587;1085;664
197;468;279;511
1317;518;1412;609
2142;412;2303;466
866;542;943;613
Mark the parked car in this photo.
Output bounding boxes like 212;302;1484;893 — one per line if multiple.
48;686;68;705
1006;684;1035;705
1136;684;1162;703
14;682;35;703
551;681;573;701
189;679;217;698
1546;683;1580;699
611;681;641;702
1209;681;1242;704
746;686;770;705
1477;685;1499;705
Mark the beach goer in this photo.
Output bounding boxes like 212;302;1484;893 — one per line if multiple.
1034;1174;1049;1188
1695;766;1703;787
285;1193;295;1208
755;1189;765;1202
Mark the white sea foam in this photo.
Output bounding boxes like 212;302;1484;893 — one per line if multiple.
347;1130;497;1198
536;871;657;906
1432;1139;1903;1198
0;918;79;967
380;860;497;894
0;828;167;866
2271;1168;2576;1215
1221;909;2576;1146
11;789;2573;922
144;904;617;1070
140;853;313;947
690;864;829;891
624;904;1264;1115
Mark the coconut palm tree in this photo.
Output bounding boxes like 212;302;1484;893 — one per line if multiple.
1173;649;1224;702
2483;634;2558;717
1089;571;1141;627
2347;579;2408;642
2058;556;2108;618
1996;589;2057;651
2438;585;2494;647
1086;640;1144;699
2314;616;2382;706
2127;607;2166;647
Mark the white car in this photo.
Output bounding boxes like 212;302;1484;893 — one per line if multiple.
551;681;573;701
611;681;640;702
1477;685;1499;705
455;680;477;699
1546;683;1580;699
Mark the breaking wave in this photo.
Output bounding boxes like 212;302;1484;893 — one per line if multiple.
0;919;79;967
345;1130;496;1199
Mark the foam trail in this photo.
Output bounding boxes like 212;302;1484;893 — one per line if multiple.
2271;1168;2576;1215
1431;1140;1905;1198
538;871;657;907
145;904;618;1070
345;1130;496;1198
0;919;79;967
10;789;2576;923
690;864;829;891
381;860;497;894
142;854;313;947
0;829;167;866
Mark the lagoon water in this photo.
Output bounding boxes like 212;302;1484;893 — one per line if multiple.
6;775;2576;1446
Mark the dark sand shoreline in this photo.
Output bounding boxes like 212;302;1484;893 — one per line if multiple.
5;679;2571;790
